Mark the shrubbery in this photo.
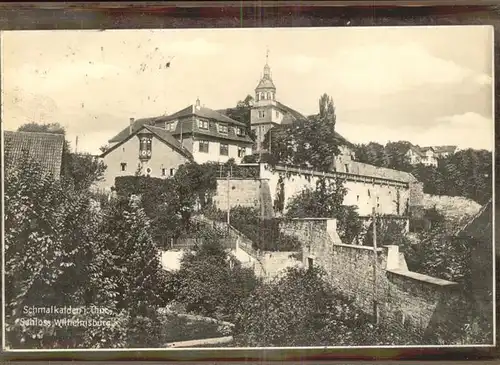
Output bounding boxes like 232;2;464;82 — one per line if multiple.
203;205;302;251
234;266;421;346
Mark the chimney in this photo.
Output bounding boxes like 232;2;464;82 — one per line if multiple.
129;117;135;134
195;97;201;110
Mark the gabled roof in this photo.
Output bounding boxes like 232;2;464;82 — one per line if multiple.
4;131;65;178
108;117;157;143
101;124;193;160
108;105;247;145
276;101;306;125
160;104;247;127
433;145;457;154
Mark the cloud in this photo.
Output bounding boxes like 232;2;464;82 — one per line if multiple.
282;42;491;96
435;111;492;128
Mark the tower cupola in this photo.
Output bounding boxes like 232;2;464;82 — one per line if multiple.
255;49;276;103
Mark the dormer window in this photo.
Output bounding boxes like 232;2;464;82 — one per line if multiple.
218;124;228;134
235;127;245;136
198;119;209;130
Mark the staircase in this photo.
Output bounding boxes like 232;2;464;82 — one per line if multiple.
259;179;274;218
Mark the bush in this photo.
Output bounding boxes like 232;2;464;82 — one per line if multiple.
204;205;302;251
233;266;420;346
173;235;260;322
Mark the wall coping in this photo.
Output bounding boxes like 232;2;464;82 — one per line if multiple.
268;163;411;186
387;268;458;286
287;217;332;221
215;177;269;181
333;242;383;252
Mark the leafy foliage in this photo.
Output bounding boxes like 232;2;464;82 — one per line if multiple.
224;95;256;140
203;206;302;251
354;142;492;205
172;235;260;322
263;93;341;171
114;161;218;244
5;145;169;348
285;177;363;244
4;154;127;348
234;266;420;346
17;122;66;134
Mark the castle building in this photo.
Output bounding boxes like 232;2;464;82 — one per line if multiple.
250;52;356;166
250;52;308;154
99;99;254;190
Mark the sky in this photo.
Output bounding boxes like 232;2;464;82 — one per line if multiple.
1;26;494;155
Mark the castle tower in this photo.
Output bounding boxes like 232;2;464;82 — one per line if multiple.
250;49;284;154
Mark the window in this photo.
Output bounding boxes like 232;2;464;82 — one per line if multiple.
218;124;228;134
220;143;229;156
238;147;246;158
199;140;209;153
345;164;349;173
308;257;314;269
120;162;127;171
368;189;371;198
170;168;175;176
161;168;167;176
259;110;265;118
139;137;152;159
235;127;244;136
198;119;209;130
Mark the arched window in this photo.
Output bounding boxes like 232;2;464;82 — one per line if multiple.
267;92;270;99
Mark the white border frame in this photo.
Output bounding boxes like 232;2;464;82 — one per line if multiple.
0;25;496;352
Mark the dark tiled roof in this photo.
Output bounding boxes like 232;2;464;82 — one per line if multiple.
433;145;457;154
143;125;194;159
108;117;157;143
160;105;247;127
109;105;247;145
346;161;418;183
4;131;65;178
408;145;425;157
102;124;193;159
256;78;276;89
276;101;306;124
161;117;253;144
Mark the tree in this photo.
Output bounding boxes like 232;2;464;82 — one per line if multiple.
61;152;107;192
17;122;65;134
224;95;256;140
286;177;347;218
285;177;363;244
263;93;341;172
4;153;126;349
173;231;260;322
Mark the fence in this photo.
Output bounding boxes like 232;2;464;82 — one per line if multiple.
216;163;260;179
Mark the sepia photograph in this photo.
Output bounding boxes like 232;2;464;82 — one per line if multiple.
1;25;495;350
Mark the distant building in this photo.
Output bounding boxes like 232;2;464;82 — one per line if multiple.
102;99;254;190
433;145;459;158
404;146;438;167
4;130;65;179
404;145;458;167
99;124;193;190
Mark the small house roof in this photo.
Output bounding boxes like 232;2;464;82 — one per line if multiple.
4;130;65;178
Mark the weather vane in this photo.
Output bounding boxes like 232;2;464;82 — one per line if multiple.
266;47;269;64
